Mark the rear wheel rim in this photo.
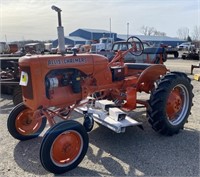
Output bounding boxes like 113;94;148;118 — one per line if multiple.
166;84;189;125
50;130;83;167
15;109;42;135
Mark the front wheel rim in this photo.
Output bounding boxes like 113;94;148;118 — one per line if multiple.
166;84;189;125
50;130;83;167
15;109;42;135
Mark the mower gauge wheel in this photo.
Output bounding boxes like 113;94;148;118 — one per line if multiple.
83;113;94;132
127;36;144;56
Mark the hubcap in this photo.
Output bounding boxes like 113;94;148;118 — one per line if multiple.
50;130;83;167
166;84;189;125
15;109;42;135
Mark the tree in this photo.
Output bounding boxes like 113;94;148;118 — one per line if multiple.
187;36;192;42
140;26;155;36
192;26;200;41
177;27;189;40
140;26;166;36
153;30;166;36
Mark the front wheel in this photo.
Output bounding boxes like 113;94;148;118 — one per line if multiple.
40;120;89;174
7;103;47;141
148;72;193;136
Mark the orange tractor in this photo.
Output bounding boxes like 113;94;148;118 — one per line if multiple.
7;6;193;174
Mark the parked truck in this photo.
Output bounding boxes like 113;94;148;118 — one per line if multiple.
24;42;45;54
90;37;114;53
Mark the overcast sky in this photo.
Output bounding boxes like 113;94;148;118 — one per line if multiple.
0;0;199;42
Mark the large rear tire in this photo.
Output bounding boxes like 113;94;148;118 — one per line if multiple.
148;72;193;136
40;120;89;174
7;103;47;140
174;51;179;58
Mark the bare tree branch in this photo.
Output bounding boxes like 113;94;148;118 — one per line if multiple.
192;26;200;41
140;26;166;36
177;27;189;40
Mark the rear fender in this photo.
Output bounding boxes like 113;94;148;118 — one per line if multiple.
136;64;168;92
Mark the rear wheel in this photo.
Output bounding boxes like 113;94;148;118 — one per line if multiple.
174;51;179;58
148;72;193;135
7;103;46;140
40;120;88;174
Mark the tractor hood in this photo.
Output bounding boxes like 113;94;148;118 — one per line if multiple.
18;53;110;110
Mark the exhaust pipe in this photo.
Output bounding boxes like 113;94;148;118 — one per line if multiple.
51;5;65;54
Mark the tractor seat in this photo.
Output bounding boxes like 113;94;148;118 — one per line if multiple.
125;63;152;70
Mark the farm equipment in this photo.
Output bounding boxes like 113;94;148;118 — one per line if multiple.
182;48;199;60
160;44;179;59
0;55;23;105
191;63;200;74
7;6;194;174
109;41;167;64
24;42;45;54
0;42;18;54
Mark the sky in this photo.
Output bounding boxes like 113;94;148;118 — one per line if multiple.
0;0;199;42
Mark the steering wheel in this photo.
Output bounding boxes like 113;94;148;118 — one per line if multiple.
127;36;144;56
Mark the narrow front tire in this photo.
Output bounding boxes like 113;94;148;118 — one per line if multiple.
40;120;89;174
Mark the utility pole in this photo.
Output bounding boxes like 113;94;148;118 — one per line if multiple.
5;35;7;43
127;22;129;39
109;18;112;39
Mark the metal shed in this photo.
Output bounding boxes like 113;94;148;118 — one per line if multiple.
69;28;117;41
117;34;186;47
52;28;186;48
52;36;87;47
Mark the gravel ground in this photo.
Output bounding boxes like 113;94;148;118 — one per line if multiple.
0;57;200;177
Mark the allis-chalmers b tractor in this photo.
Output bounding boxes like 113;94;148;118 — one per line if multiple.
7;6;193;174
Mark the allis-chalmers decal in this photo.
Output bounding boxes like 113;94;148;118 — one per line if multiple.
48;58;87;66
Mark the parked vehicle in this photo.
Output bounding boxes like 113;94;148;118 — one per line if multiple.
24;43;45;54
72;44;83;53
109;41;166;64
79;40;97;53
90;37;114;53
182;49;200;60
160;44;179;58
177;42;195;50
0;42;18;54
44;43;53;53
